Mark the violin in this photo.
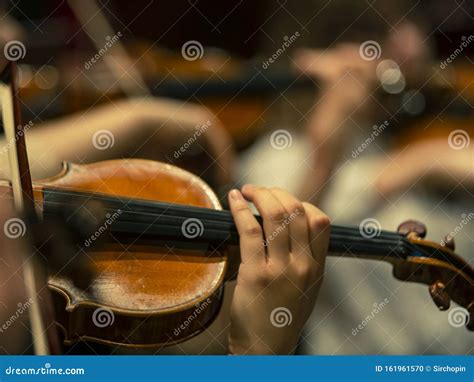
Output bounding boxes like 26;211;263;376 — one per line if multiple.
0;158;472;347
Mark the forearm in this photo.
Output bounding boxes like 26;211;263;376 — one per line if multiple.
0;99;144;180
433;145;474;185
374;138;474;198
0;98;234;184
299;91;359;203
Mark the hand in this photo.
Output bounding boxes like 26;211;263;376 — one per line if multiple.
293;45;377;110
227;185;330;354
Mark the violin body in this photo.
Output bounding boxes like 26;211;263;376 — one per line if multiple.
1;159;228;347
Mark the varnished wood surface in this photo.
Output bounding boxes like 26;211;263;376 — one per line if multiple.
4;159;228;347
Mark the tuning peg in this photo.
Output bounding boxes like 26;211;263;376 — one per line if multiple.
467;303;474;331
428;281;450;311
397;220;427;238
442;234;455;250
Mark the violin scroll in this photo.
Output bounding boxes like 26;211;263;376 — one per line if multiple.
394;219;473;331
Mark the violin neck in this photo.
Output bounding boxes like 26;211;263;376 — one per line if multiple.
43;189;408;262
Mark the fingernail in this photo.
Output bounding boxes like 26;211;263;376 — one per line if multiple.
230;189;243;200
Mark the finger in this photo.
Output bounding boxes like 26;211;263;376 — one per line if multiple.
228;189;265;265
302;202;330;268
268;188;309;258
241;185;290;263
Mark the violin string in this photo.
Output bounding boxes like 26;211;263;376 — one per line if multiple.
45;187;397;236
43;202;406;260
42;187;404;242
43;194;409;262
5;187;461;275
42;198;404;246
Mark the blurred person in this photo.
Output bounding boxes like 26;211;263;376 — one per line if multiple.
238;20;473;354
